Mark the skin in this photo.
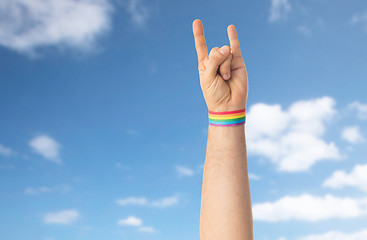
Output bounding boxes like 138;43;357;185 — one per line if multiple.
192;19;253;240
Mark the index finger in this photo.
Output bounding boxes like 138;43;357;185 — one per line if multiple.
192;19;208;64
227;24;243;59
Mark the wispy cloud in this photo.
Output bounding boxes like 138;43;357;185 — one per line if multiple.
0;164;15;170
124;0;150;28
25;185;72;195
350;11;367;33
116;162;131;170
249;173;261;180
252;194;367;222
323;164;367;192
349;101;367;120
150;194;180;208
29;135;62;164
298;228;367;240
341;126;364;144
116;197;148;206
138;226;157;233
116;194;180;208
297;25;312;36
175;165;194;177
0;144;12;156
246;96;341;172
269;0;291;22
44;210;79;224
0;0;113;56
125;128;140;136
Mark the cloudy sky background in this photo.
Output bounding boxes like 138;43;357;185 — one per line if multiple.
0;0;367;239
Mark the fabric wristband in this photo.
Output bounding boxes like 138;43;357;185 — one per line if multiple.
208;108;246;127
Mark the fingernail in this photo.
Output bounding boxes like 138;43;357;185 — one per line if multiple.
223;74;229;80
219;46;228;55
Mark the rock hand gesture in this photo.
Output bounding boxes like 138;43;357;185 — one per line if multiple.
192;19;248;113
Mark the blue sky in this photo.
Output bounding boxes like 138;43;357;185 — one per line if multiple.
0;0;367;240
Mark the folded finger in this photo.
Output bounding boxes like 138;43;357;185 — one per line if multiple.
206;45;231;80
219;53;232;80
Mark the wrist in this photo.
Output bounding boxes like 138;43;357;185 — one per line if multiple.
207;123;246;150
208;122;245;133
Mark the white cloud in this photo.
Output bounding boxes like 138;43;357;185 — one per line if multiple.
118;216;157;233
341;126;364;143
0;0;112;55
298;229;367;240
124;0;149;27
176;165;194;177
297;25;311;36
246;96;341;172
25;185;72;195
323;164;367;192
29;135;61;164
349;101;367;120
44;210;79;224
0;144;12;156
252;194;367;222
116;194;179;208
118;216;142;226
269;0;291;22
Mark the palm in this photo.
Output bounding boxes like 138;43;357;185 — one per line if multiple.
227;58;248;105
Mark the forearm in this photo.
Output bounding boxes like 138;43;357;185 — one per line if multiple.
200;124;253;240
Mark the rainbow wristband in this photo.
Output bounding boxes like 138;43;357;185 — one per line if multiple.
208;108;246;127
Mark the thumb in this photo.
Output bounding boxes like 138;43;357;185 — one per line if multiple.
205;46;231;81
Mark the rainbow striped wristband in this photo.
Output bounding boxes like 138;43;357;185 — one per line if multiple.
208;108;246;127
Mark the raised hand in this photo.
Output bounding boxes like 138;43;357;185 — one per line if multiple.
192;19;248;112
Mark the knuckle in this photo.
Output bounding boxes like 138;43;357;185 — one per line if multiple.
198;62;206;72
198;59;208;72
210;46;219;53
209;48;221;63
209;47;219;57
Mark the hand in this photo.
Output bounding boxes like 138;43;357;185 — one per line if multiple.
192;19;248;112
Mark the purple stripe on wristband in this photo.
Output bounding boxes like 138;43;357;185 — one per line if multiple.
209;122;245;127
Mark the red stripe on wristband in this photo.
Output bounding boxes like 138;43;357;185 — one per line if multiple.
208;108;246;115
